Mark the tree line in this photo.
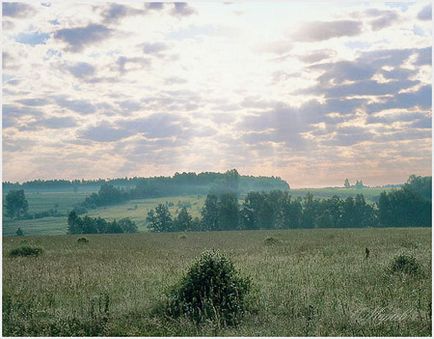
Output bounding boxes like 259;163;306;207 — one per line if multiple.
66;211;138;234
3;169;289;194
146;175;431;232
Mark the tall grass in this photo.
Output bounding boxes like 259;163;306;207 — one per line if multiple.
2;228;431;336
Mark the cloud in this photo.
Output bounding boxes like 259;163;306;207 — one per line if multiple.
3;20;14;30
78;113;192;143
312;79;418;98
299;47;427;99
417;4;431;21
326;126;373;146
171;2;196;17
366;85;432;113
100;3;144;24
79;121;131;142
119;113;190;139
415;46;432;66
2;104;43;128
116;56;150;74
312;60;376;84
293;20;363;42
360;9;400;31
142;42;168;55
67;62;96;79
298;49;336;64
2;2;35;18
145;2;165;11
23;116;78;130
54;24;113;52
16;98;50;106
53;96;96;114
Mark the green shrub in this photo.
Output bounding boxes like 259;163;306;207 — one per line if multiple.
264;236;279;246
77;237;89;244
390;253;420;275
165;250;251;326
178;234;187;239
9;246;43;257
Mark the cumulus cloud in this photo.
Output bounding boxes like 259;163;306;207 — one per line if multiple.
23;116;78;130
141;42;168;55
79;113;192;142
16;98;50;106
116;56;150;74
366;85;432;113
415;46;432;65
2;2;35;18
171;2;196;17
362;9;400;31
67;62;96;79
79;121;131;142
53;96;96;114
54;24;113;52
145;2;165;11
417;4;431;21
298;49;336;64
293;20;363;42
100;3;144;24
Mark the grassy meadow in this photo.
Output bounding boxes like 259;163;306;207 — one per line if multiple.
2;228;431;336
2;187;394;237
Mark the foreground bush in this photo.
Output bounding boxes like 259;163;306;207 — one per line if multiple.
390;253;421;275
165;250;251;326
9;246;43;257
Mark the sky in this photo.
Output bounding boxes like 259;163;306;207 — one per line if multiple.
2;1;432;188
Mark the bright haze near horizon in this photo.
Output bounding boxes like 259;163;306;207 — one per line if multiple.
2;1;432;188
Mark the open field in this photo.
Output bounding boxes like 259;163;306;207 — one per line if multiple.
2;187;395;237
2;228;431;336
2;195;205;236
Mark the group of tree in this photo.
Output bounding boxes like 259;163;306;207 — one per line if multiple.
4;190;28;218
343;178;366;189
146;175;431;232
3;169;289;195
3;189;63;220
67;211;138;234
82;183;130;209
377;175;431;227
146;205;201;232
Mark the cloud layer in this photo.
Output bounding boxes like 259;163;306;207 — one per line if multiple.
2;1;432;187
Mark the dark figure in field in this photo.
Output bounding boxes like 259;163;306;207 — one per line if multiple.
365;247;370;259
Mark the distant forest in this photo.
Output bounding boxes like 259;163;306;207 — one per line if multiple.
65;174;432;234
3;169;289;194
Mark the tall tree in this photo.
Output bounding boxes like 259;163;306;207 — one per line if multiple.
146;203;173;232
5;190;28;219
218;192;239;230
174;207;193;231
344;178;350;188
201;194;219;231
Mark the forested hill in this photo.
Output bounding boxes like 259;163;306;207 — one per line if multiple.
2;170;289;194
